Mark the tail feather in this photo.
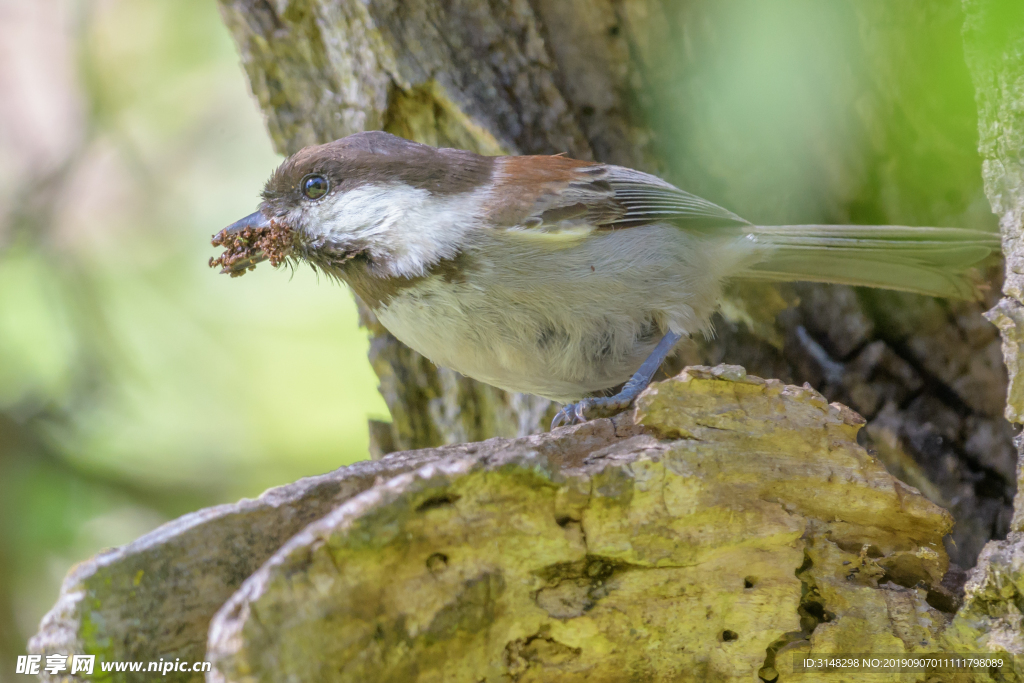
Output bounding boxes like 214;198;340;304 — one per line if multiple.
741;225;1000;299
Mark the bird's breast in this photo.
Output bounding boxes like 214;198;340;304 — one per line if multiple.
339;224;735;400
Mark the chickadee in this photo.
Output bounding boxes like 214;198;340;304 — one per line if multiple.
214;131;999;429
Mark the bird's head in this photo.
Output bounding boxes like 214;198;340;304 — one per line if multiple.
212;131;494;279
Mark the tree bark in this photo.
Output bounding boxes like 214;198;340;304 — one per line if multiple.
31;368;971;683
942;0;1024;661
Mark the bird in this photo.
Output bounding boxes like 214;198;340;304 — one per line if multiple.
212;131;1001;430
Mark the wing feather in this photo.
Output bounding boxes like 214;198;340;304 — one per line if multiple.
486;156;749;233
602;166;749;228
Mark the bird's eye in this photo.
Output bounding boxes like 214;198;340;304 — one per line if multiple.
301;174;329;200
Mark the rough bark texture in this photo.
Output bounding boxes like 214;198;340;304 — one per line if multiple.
943;0;1024;664
31;368;971;682
217;0;1013;568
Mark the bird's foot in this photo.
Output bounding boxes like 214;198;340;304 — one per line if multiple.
550;394;635;430
550;330;684;430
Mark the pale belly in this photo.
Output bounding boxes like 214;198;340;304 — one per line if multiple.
374;278;665;401
368;225;748;401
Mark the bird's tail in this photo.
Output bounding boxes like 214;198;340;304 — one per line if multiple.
739;225;1001;299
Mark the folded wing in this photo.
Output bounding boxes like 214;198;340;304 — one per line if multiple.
486;157;748;231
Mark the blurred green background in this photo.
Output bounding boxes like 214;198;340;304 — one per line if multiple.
0;0;999;678
0;0;387;676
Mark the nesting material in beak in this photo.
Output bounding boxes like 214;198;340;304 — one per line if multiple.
210;211;295;277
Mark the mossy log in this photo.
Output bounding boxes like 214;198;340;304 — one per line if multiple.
31;367;972;682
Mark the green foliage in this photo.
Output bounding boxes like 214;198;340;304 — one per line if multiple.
0;0;386;672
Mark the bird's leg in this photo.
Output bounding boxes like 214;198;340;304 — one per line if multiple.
551;330;683;429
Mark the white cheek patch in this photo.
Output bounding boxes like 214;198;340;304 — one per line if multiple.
300;186;392;243
300;183;486;278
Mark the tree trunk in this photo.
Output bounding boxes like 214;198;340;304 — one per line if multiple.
942;0;1024;660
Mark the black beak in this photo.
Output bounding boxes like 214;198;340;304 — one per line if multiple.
221;210;270;236
213;210;271;274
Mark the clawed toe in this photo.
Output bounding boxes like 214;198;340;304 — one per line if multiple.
551;405;575;430
550;400;593;430
550;395;640;430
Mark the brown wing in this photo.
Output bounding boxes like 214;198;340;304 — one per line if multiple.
486;156;750;232
485;156;625;230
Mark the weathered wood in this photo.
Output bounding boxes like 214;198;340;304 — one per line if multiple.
31;368;966;682
206;369;955;683
943;0;1024;663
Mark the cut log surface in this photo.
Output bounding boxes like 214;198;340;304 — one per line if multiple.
31;367;966;682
